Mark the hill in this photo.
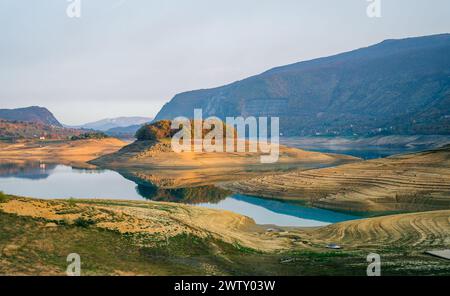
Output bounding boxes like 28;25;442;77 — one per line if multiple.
74;117;153;131
155;34;450;136
0;120;82;141
0;106;62;127
92;121;359;188
105;124;142;139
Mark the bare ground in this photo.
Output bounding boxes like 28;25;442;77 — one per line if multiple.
90;139;359;188
0;138;127;168
1;196;449;252
222;145;450;213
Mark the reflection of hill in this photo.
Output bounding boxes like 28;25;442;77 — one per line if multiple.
136;184;230;204
0;162;57;180
118;170;230;203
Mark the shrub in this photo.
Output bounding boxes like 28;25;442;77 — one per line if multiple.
70;132;109;141
135;120;174;141
0;191;8;203
73;217;96;228
135;119;236;141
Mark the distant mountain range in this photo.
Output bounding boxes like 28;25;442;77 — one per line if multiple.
0;106;152;140
104;124;144;139
155;34;450;136
70;117;153;131
0;106;62;127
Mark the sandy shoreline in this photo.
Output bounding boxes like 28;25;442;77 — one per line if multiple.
0;138;127;168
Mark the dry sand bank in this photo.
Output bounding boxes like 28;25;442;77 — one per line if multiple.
0;197;289;252
91;139;359;188
0;139;127;168
222;146;450;213
1;197;449;252
302;210;450;250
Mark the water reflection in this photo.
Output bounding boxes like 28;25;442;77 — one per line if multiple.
0;162;57;180
136;184;230;204
232;195;357;224
0;162;360;227
198;195;359;227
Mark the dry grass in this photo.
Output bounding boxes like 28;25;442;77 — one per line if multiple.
1;196;449;275
1;196;449;253
0;197;290;252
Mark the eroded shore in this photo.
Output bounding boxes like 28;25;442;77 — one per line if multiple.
222;145;450;213
90;139;360;187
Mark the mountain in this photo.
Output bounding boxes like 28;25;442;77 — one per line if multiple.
74;117;153;131
105;124;142;139
0;106;62;127
155;34;450;136
0;120;83;140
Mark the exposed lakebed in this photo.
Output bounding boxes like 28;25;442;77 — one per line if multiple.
0;162;359;227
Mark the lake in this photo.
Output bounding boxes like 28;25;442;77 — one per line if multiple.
280;136;450;159
0;162;359;227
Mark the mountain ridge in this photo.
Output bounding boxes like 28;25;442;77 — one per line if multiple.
69;116;153;131
0;106;62;127
155;33;450;136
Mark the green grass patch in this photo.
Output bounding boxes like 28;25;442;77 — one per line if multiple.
73;217;96;228
232;242;260;254
288;250;352;258
0;191;10;203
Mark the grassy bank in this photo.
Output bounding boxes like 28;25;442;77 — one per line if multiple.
0;195;449;276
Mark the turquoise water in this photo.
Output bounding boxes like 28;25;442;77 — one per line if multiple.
198;195;359;227
0;163;359;227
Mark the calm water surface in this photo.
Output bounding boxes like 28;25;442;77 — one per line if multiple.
0;163;359;227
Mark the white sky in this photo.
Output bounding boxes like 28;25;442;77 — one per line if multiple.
0;0;449;125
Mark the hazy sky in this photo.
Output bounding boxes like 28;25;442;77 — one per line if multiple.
1;0;449;125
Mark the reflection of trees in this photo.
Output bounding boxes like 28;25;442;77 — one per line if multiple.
135;184;231;204
0;162;57;180
112;169;232;204
71;167;107;174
